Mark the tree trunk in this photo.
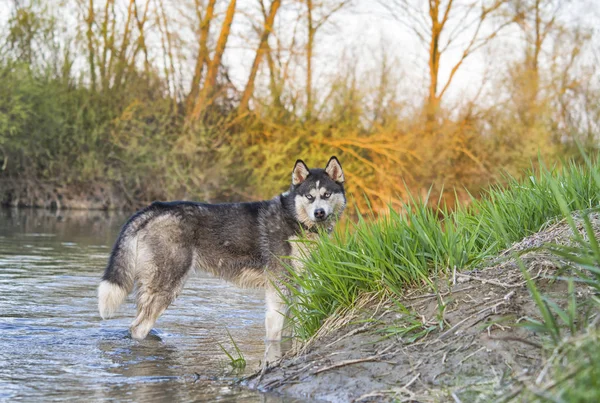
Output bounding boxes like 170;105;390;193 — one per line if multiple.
186;0;217;114
239;0;281;113
86;0;96;90
306;0;314;119
105;1;118;90
113;0;135;90
157;0;178;103
265;43;283;110
427;0;442;123
530;0;541;104
99;0;113;91
132;0;151;77
190;0;237;120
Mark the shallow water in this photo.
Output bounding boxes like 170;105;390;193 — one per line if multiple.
0;208;294;402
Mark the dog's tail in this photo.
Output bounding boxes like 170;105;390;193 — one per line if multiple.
98;208;154;319
98;230;138;319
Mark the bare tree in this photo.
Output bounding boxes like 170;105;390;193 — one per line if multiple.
186;0;217;113
508;0;561;124
132;0;151;77
304;0;351;119
190;0;237;120
98;0;114;91
112;0;135;90
239;0;282;113
265;4;305;113
85;0;96;89
380;0;514;123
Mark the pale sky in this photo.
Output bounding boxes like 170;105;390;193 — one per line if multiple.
1;0;598;111
223;0;600;110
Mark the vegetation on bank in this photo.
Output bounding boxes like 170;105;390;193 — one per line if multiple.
1;1;599;211
288;158;599;337
284;154;600;400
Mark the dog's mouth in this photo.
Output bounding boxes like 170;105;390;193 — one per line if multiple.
313;213;339;227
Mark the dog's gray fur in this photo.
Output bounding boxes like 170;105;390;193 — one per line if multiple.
98;157;346;340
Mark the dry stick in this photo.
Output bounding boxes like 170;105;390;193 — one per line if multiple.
393;372;420;401
452;391;463;403
353;391;386;402
354;373;421;402
439;299;507;339
261;361;314;389
313;344;396;375
534;345;561;384
457;346;486;366
487;335;543;350
324;309;389;349
312;356;381;375
403;372;421;389
295;293;382;357
493;386;523;403
455;272;525;288
405;285;477;302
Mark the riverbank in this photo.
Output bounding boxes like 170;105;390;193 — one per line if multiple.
0;178;142;210
246;213;600;402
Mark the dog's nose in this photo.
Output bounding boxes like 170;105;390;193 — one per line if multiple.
314;209;326;220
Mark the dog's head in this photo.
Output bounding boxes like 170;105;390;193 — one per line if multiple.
290;156;346;229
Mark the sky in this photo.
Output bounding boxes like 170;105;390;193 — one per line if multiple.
222;0;600;109
1;0;599;110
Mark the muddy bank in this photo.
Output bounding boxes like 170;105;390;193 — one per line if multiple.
247;214;599;402
0;178;139;210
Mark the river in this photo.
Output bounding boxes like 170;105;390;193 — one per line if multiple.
0;208;298;402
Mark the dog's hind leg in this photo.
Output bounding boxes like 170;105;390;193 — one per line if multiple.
129;249;193;340
130;288;173;339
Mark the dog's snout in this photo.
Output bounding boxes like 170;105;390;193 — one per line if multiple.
314;208;326;220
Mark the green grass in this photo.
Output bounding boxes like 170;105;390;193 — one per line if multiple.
511;206;600;401
286;159;600;339
218;329;246;370
285;154;600;400
522;155;600;401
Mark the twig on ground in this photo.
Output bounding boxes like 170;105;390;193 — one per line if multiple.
456;272;524;288
440;299;508;339
353;373;420;402
451;391;463;403
458;347;486;366
324;309;389;349
487;335;543;350
313;356;382;375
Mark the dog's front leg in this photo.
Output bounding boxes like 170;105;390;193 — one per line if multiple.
264;340;282;367
264;284;288;342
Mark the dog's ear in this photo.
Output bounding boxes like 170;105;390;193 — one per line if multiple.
325;156;344;184
292;159;310;185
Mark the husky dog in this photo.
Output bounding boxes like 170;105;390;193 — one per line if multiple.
98;157;346;341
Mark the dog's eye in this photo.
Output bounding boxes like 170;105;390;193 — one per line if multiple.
305;194;314;201
323;192;331;199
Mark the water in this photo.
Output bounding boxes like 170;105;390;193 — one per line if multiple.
0;209;293;402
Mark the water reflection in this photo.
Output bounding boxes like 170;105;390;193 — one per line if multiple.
0;208;301;402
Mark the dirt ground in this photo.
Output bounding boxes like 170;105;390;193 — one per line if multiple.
245;214;599;402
